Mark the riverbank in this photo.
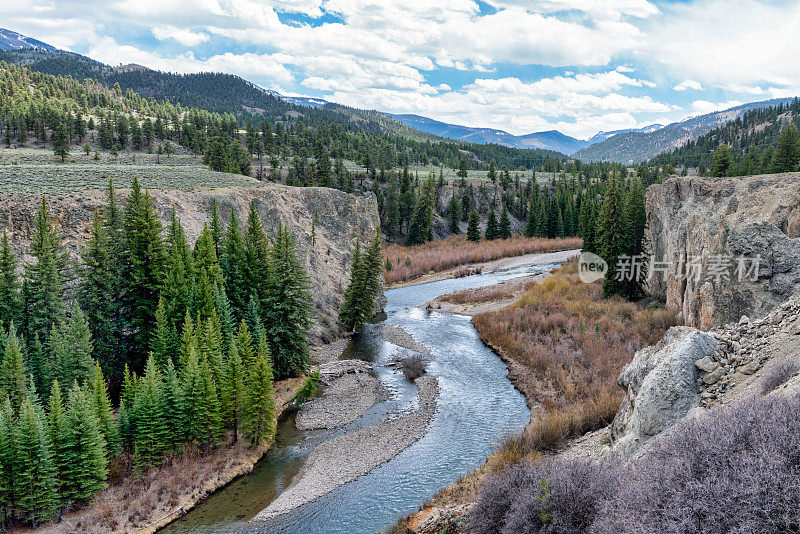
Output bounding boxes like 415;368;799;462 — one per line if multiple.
255;374;440;521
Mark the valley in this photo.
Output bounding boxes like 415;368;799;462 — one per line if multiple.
0;13;799;534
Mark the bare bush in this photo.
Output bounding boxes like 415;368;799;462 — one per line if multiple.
401;355;426;381
472;458;619;534
472;395;800;534
760;358;799;394
595;395;800;533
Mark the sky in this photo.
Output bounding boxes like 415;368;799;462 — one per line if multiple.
4;0;800;139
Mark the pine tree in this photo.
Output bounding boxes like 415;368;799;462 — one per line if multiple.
1;325;28;412
221;211;248;319
485;209;499;240
769;124;800;173
13;398;57;527
80;210;118;379
264;225;311;379
338;239;366;332
0;397;16;524
243;202;270;314
598;174;626;297
24;196;68;347
162;210;194;358
711;144;732;177
117;365;137;452
133;356;165;469
46;380;68;509
87;362;119;456
499;205;512;239
61;383;107;504
524;198;537;238
467;211;481;242
619;178;648;300
0;235;20;329
241;339;275;447
448;194;460;235
405;176;435;245
161;359;186;450
122;178;167;371
220;339;243;443
52;121;70;163
48;304;94;388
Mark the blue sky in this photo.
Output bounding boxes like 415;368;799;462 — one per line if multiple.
4;0;799;139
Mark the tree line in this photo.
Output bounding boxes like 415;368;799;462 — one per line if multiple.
0;179;317;527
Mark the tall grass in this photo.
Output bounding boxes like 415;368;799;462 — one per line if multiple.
383;235;581;285
474;261;677;467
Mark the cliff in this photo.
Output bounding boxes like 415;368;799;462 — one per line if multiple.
646;173;800;329
0;183;383;342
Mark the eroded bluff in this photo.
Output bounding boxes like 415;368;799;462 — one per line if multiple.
0;184;383;342
646;173;800;329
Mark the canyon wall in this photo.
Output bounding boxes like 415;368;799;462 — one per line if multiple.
0;183;382;342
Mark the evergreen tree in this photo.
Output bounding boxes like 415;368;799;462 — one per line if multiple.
46;380;67;509
339;239;366;332
61;383;107;504
263;225;311;379
220;339;243;443
133;356;166;469
79;210;117;378
711;145;732;177
405;175;435;245
161;359;186;450
24;196;68;348
485;209;499;240
0;235;20;329
467;211;481;242
0;397;15;525
769;124;800;173
597;174;626;297
619;178;648;300
52;121;70;163
13;398;57;527
48;304;94;389
1;326;28;412
243;202;270;314
448;194;460;235
221;211;248;318
87;363;119;456
122;178;167;371
241;339;275;447
524;198;537;238
499;205;512;239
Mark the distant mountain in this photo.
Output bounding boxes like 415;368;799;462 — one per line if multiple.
261;88;329;108
587;124;664;144
388;114;588;154
0;28;58;52
574;100;795;163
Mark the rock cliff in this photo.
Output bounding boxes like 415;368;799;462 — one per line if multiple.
646;173;800;329
0;184;383;342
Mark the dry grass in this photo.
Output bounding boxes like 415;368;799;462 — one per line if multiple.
473;260;677;469
383;235;582;285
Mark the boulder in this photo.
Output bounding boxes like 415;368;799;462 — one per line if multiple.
610;326;718;457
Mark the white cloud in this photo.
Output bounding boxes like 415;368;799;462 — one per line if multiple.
690;100;743;116
152;25;209;47
673;80;702;91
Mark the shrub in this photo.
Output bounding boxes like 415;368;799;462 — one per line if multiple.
760;358;799;394
293;369;321;405
401;355;426;381
595;395;800;533
472;458;619;534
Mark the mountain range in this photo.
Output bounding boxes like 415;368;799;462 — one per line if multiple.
0;27;795;164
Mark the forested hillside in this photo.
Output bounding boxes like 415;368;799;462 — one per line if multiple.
651;98;800;176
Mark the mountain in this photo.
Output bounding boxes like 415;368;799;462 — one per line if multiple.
574;99;795;163
0;28;58;52
587;124;664;144
388;114;588;154
651;98;800;175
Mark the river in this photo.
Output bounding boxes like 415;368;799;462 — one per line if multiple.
163;259;560;534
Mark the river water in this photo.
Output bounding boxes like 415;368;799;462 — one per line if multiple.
163;261;558;534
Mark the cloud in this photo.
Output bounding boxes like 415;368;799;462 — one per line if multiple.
151;25;209;47
690;100;744;116
673;80;702;91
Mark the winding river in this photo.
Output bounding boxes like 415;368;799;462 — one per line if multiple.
163;259;560;534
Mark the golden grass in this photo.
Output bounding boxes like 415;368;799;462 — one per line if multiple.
472;260;677;468
383;235;582;285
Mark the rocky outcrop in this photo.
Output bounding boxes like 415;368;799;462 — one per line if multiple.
646;173;800;329
610;327;718;457
0;184;383;342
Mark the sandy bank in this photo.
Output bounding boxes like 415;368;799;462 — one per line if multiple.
254;375;439;521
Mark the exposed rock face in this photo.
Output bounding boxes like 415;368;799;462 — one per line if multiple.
0;184;383;342
610;327;718;457
646;174;800;329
